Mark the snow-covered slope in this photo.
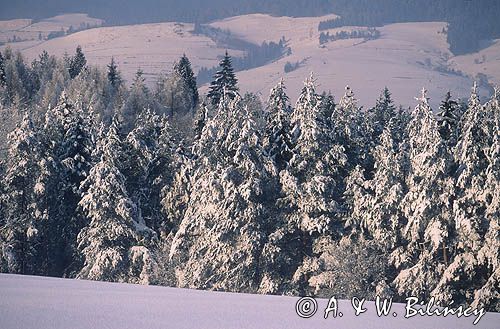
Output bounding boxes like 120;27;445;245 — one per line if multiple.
1;20;242;86
209;14;489;108
0;274;498;329
2;13;499;107
451;39;500;86
0;14;103;43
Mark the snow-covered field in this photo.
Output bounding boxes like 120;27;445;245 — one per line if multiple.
0;18;242;87
209;14;493;108
2;13;499;107
0;14;103;43
0;274;498;329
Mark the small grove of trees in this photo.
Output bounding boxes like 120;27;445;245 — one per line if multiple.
0;46;498;313
319;28;380;45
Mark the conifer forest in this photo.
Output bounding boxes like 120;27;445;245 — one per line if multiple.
0;45;498;313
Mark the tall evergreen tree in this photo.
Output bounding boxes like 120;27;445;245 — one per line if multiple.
369;87;396;139
0;114;42;274
285;74;348;235
174;54;198;105
393;88;455;299
0;51;6;87
107;57;121;88
69;46;87;79
77;117;157;284
42;93;95;275
193;102;209;142
433;87;500;311
436;91;459;144
207;51;238;106
169;93;271;291
263;78;293;171
125;110;173;233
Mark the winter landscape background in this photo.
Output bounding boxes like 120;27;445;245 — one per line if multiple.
0;1;499;328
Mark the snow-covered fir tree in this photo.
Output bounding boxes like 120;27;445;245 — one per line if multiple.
77;117;157;284
284;74;348;235
174;54;198;106
68;46;87;79
0;114;42;274
369;87;397;139
207;51;239;106
263;78;293;171
432;86;500;311
436;91;460;145
363;120;407;249
333;85;373;170
41;92;95;275
125;109;174;233
0;51;6;87
169;92;272;291
393;88;455;299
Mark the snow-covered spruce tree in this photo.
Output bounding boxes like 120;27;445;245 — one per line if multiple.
0;114;43;274
264;77;348;296
392;88;455;300
452;83;492;256
77;117;157;284
107;57;121;88
432;87;500;311
472;113;500;311
169;92;272;292
39;92;95;275
332;85;373;170
436;91;460;146
125;109;174;233
174;54;198;106
207;51;239;106
369;87;396;139
263;78;293;171
285;74;348;235
193;102;209;142
68;46;87;79
362;120;407;249
0;50;6;87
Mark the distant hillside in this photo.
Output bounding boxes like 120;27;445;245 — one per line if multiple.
1;1;500;56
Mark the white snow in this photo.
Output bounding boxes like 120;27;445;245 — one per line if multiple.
208;15;490;108
2;13;498;108
1;19;243;87
0;14;102;43
0;274;498;329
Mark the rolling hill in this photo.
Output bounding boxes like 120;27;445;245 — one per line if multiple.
1;13;498;108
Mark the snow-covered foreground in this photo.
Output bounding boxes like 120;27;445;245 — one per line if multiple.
0;274;498;329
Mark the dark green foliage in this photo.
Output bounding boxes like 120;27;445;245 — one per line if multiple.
174;54;198;105
0;51;6;87
107;57;121;88
69;46;87;79
437;91;459;143
207;51;238;106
